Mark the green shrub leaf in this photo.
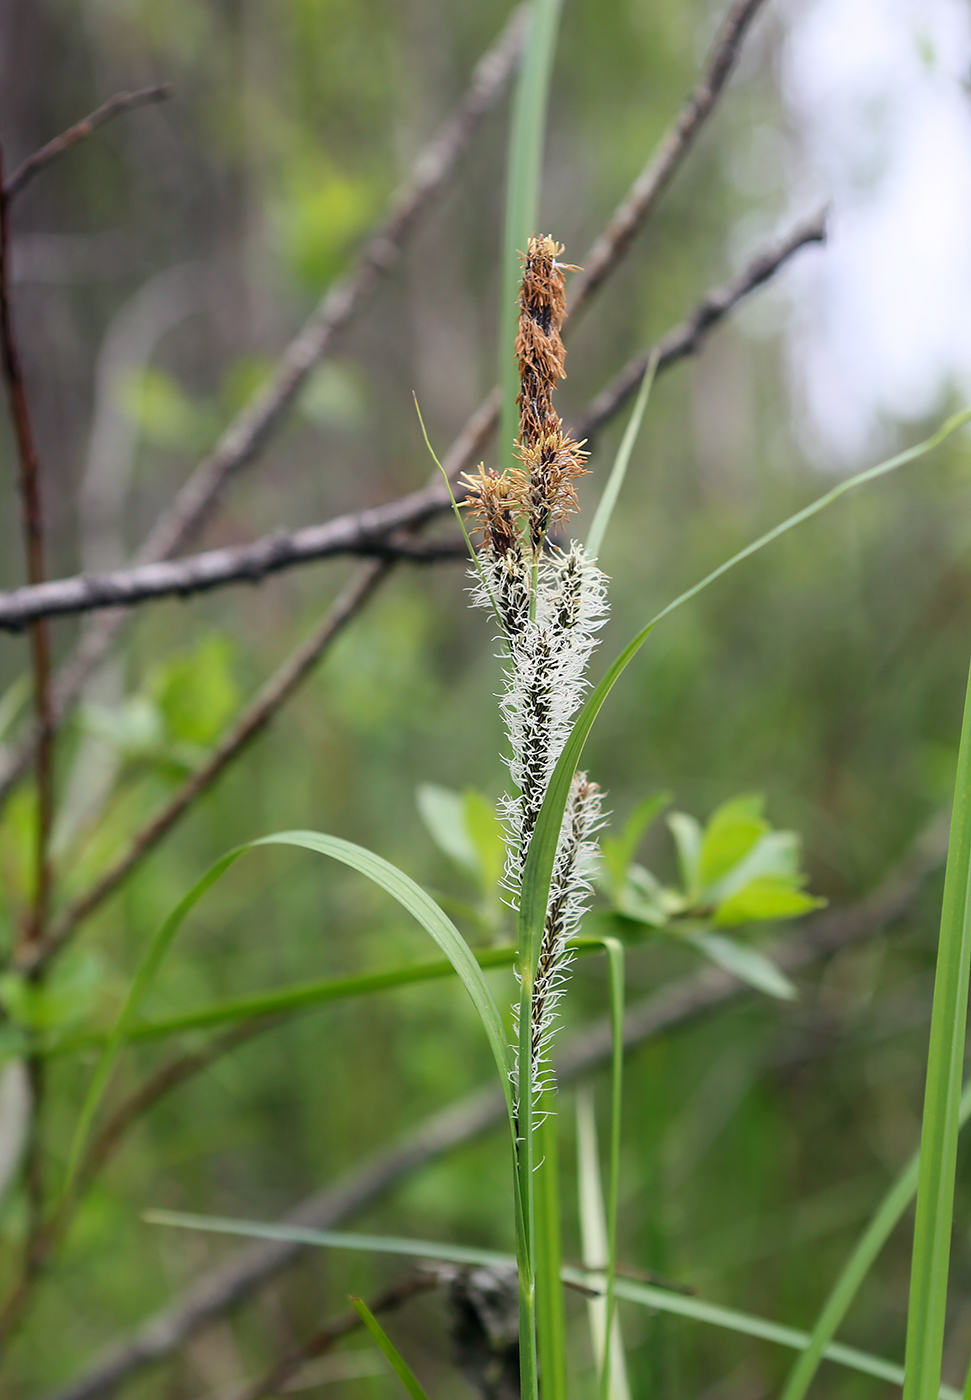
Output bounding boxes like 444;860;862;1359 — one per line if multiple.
684;931;798;1001
713;878;825;929
697;794;768;890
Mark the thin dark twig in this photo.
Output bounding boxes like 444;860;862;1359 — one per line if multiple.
220;1273;440;1400
25;561;390;971
573;207;829;443
3;86;172;201
0;210;826;635
43;812;948;1400
567;0;768;315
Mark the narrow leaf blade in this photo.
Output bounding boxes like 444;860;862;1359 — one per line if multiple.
350;1296;432;1400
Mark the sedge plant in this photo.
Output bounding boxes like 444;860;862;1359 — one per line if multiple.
125;231;971;1396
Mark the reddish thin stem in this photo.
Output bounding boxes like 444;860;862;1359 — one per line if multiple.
0;141;54;948
2;85;171;202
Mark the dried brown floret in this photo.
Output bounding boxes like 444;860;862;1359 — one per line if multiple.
515;430;588;548
460;465;523;556
515;235;578;448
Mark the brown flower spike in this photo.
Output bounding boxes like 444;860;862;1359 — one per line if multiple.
463;235;587;557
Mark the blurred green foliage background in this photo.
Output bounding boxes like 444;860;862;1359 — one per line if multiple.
1;0;970;1396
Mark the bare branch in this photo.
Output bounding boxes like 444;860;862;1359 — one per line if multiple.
2;87;172;202
25;561;391;971
574;207;829;444
44;812;948;1400
0;533;463;630
567;0;769;315
0;210;826;635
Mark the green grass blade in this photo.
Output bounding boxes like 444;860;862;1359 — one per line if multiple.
601;937;626;1400
586;349;659;560
600;1275;961;1399
904;656;971;1400
499;0;564;469
144;1212;961;1397
65;830;516;1199
780;1082;971;1400
53;949;519;1050
349;1296;431;1400
577;1088;632;1400
413;394;501;620
254;832;514;1116
519;410;971;996
51;936;639;1054
143;1209;515;1267
516;411;969;1400
535;1097;568;1400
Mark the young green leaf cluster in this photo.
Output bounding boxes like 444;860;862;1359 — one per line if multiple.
602;792;824;1000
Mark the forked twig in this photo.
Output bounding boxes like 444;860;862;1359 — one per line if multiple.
0;145;54;946
0;132;58;1305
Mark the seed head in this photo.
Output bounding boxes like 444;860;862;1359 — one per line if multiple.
515;235;574;447
514;430;588;549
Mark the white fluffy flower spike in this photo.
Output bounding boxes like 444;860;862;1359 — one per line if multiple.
462;237;610;1111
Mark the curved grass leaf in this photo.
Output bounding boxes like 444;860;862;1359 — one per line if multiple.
602;1275;960;1399
145;1211;960;1397
65;830;514;1197
904;655;971;1400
